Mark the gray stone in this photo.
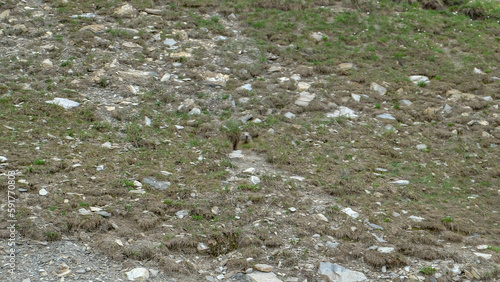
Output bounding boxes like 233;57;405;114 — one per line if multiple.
176;210;189;219
409;215;424;222
390;180;409;185
197;242;209;252
250;176;260;185
0;156;7;162
400;99;412;106
238;83;253;91
377;247;395;253
143;177;171;191
228;13;237;21
371;82;387;95
284;112;296;119
125;267;149;281
326;241;339;248
327;106;358;119
163;38;177;47
416;144;427;150
246;271;281;282
254;263;274;272
144;8;163;15
98;211;111;218
79;208;92;216
376;113;396;120
311;32;326;42
342;207;359;219
318;262;367;282
70;13;96;18
42;59;53;68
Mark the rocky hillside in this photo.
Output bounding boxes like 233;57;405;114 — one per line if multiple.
1;0;500;281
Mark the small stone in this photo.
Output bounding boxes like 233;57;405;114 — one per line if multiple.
342;207;359;219
297;82;311;92
125;267;149;281
189;108;201;115
115;239;124;246
338;63;354;71
473;67;484;74
45;98;80;109
474;252;492;259
0;10;10;21
115;3;137;18
254;264;274;272
96;165;104;171
79;24;107;34
371;82;387;95
315;214;329;222
39;188;48;196
79;208;92;216
163;38;177;47
284;112;296;119
122;42;142;49
238;84;253;91
149;269;159;277
416;144;427;150
229;150;244;158
390;180;409;185
211;206;220;215
377;247;395;253
376;113;396;120
311;32;326;42
0;156;7;162
476;244;489;250
161;73;171;82
197;242;209;252
58;269;72;277
400;100;412;106
409;75;430;85
351;94;361;102
143;177;171;191
41;59;53;68
98;210;111;218
318;262;367;282
327;107;358;119
295;92;315;107
247;271;282;282
250;176;260;185
326;241;339;248
289;207;297;212
409;215;424;222
228;13;237;21
176;210;189;219
268;66;282;73
471;267;481;279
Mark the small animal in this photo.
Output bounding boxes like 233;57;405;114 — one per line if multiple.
232;131;258;150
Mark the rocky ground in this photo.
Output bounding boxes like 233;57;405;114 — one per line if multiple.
1;0;500;281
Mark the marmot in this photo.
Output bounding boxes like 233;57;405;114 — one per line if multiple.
231;131;258;150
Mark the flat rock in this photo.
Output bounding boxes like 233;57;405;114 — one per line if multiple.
377;247;395;253
338;63;355;71
342;207;359;219
297;82;311;92
390;180;409;185
0;9;10;21
122;42;143;49
295;92;315;107
46;98;80;109
125;267;149;281
176;210;189;219
41;59;53;68
284;112;296;119
163;38;177;47
446;89;476;102
145;8;163;15
376;113;396;120
409;75;430;85
119;70;157;79
203;72;229;87
254;264;274;272
327;106;358;118
246;271;281;282
318;262;367;282
115;4;137;18
0;156;7;162
229;150;244;158
315;213;329;222
371;82;387;95
409;215;424;222
416;144;427;150
474;252;492;259
143;177;171;191
311;32;326;42
238;83;253;91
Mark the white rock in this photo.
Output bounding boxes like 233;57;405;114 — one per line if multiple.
101;142;112;149
115;239;124;246
175;125;184;130
474;252;492;259
295;92;316;107
284;112;296;119
318;262;367;282
290;74;301;81
238;84;252;91
125;267;149;281
160;73;171;82
78;208;92;216
376;113;396;120
400;100;412;106
443;104;452;114
409;75;430;85
327;106;358;119
290;176;305;181
311;32;326;42
189;108;201;115
244;168;256;174
371;82;387;95
229;150;244;158
390;180;409;185
409;215;424;222
250;176;260;185
377;247;395;253
473;67;484;74
416;144;427;150
122;42;142;49
45;98;80;109
289;207;297;212
96;165;104;171
144;116;151;126
342;207;359;219
268;66;282;73
41;59;53;68
39;188;48;196
0;156;7;162
351;94;361;102
315;214;329;222
175;210;189;219
297;82;311;92
476;245;489;250
197;242;209;252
